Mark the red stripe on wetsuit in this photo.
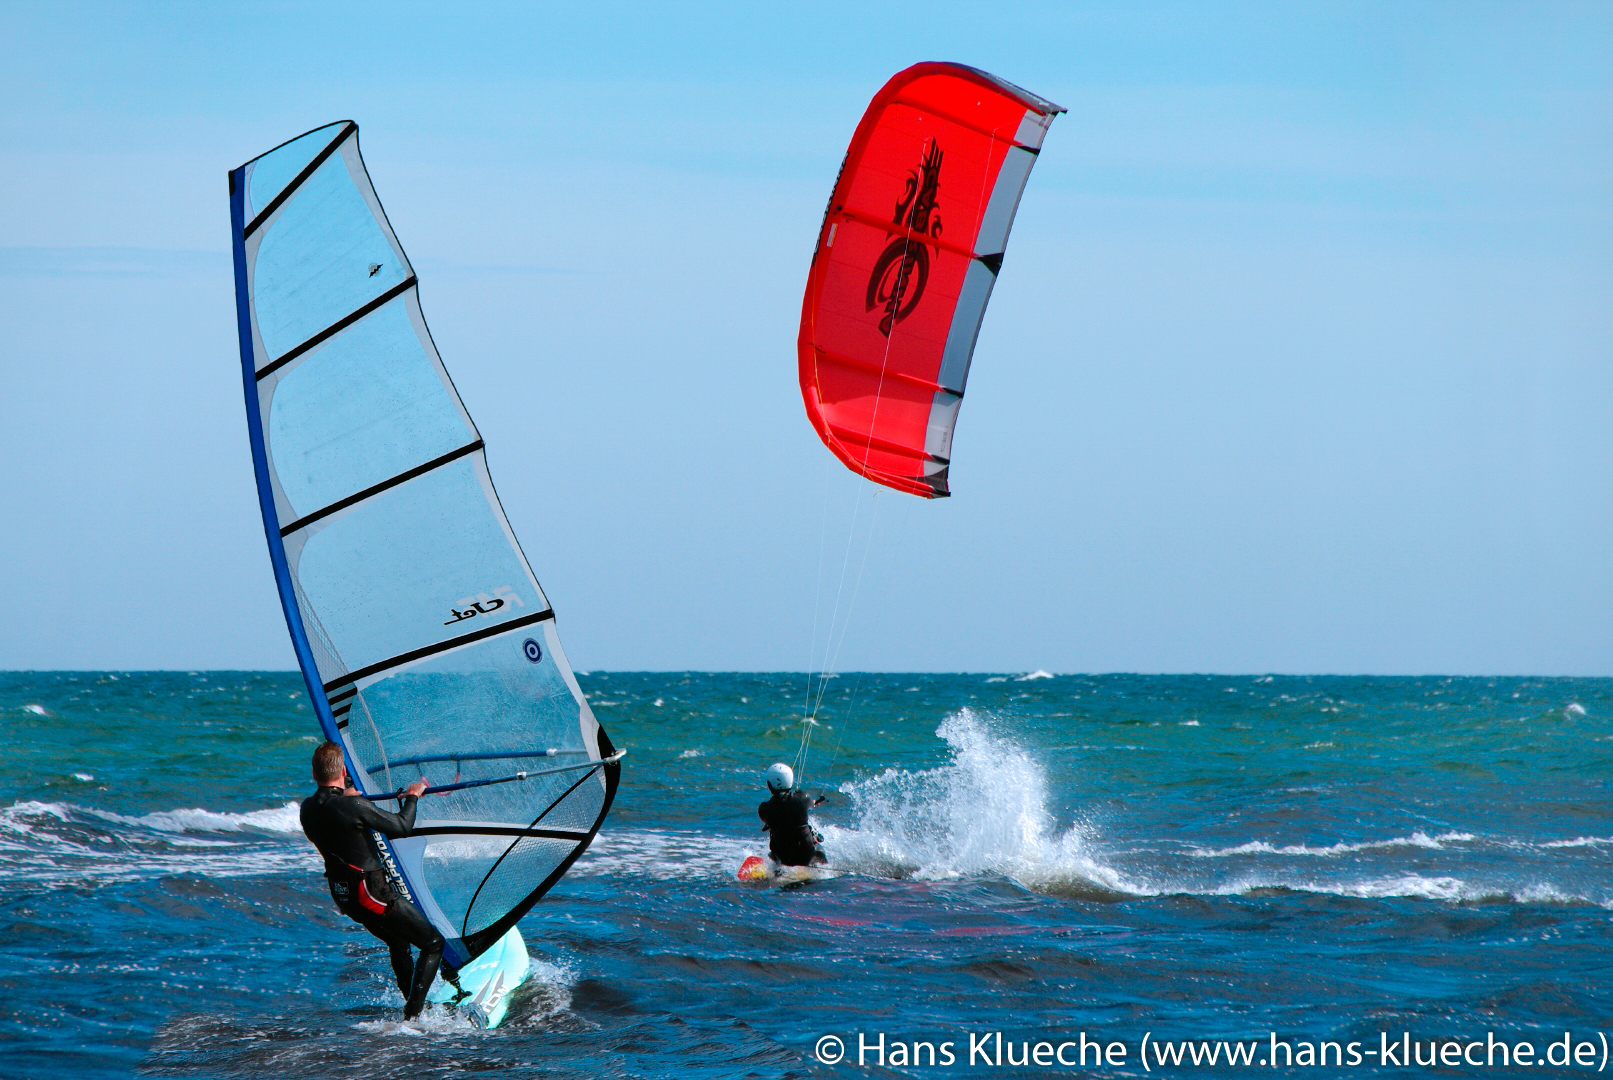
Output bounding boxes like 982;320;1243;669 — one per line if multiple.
349;862;389;915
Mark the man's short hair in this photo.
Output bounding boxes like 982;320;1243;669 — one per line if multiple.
313;741;346;784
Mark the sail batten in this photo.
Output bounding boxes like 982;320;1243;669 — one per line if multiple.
230;121;617;967
245;121;355;237
279;439;484;536
258;276;419;379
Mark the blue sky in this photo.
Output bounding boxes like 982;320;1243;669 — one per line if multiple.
1;2;1609;674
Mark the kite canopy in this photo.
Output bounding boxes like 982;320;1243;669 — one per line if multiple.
228;122;618;967
798;63;1063;498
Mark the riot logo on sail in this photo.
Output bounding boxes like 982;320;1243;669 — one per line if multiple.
866;138;944;336
445;585;524;625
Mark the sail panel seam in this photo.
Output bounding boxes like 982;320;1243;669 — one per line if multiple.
256;276;417;381
827;422;951;465
814;345;964;397
279;439;484;536
322;608;556;693
245;122;356;238
887;94;1036;146
831;206;979;261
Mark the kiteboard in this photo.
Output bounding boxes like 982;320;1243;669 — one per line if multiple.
428;925;530;1029
737;855;841;886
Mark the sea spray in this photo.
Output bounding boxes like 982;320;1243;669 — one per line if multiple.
823;710;1144;896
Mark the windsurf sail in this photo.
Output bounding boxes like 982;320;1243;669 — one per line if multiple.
229;121;619;968
798;63;1064;497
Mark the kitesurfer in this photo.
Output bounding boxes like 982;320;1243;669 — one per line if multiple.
757;762;828;867
300;741;448;1020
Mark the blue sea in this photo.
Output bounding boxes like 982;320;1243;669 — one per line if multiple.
1;671;1608;1078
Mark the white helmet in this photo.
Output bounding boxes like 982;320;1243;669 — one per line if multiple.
765;762;794;792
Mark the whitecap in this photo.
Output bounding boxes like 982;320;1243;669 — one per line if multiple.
90;801;304;834
1190;830;1475;859
0;799;317;886
1016;670;1054;681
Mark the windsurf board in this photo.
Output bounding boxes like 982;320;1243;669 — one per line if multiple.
428;925;529;1028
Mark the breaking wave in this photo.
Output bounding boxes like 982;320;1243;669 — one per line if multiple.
0;799;314;886
1191;831;1477;858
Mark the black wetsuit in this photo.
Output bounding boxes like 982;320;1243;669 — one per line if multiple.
300;785;446;1018
758;789;827;867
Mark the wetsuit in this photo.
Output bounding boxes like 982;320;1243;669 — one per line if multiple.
758;789;827;867
300;785;445;1018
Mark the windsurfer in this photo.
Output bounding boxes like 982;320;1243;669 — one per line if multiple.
300;741;450;1020
757;762;828;867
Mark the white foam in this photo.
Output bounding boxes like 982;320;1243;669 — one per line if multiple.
1190;831;1476;859
484;955;581;1030
1296;874;1471;902
1016;670;1054;681
1566;702;1587;716
677;749;703;759
90;801;304;835
825;710;1147;895
1512;882;1593;905
355;956;575;1033
0;799;317;887
1300;876;1595;906
572;828;755;881
1541;836;1612;849
23;704;49;716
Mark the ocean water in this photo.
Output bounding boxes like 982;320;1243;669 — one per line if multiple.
0;670;1608;1078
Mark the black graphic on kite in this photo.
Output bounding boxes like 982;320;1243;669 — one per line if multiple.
866;138;944;336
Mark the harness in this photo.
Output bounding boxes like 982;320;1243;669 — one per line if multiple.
326;859;398;917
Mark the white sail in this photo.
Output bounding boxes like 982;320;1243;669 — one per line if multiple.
229;121;619;966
